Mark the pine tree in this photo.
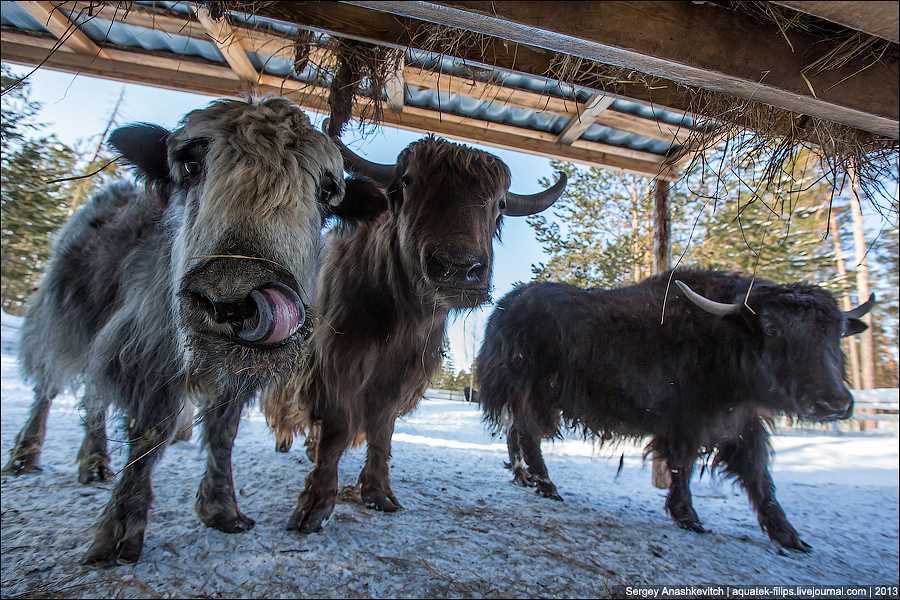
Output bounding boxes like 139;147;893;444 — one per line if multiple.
1;66;80;314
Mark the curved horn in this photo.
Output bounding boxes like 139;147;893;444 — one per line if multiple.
503;171;568;217
845;293;876;320
675;280;741;317
322;118;395;186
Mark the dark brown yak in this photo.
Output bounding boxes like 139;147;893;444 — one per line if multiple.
476;270;875;551
264;133;567;532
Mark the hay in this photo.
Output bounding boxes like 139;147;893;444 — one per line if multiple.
323;39;403;137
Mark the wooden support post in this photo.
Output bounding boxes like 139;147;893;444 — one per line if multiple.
651;178;672;489
384;55;405;113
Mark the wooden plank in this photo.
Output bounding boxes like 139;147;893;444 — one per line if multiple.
773;1;899;44
194;5;258;83
0;30;673;178
17;1;111;58
556;94;614;144
334;1;898;139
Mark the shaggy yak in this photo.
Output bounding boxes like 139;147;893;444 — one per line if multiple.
1;98;384;565
263;132;567;533
476;269;874;552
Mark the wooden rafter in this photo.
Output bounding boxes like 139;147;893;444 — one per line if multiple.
17;0;110;59
194;5;258;83
277;1;897;139
55;1;693;145
556;94;614;145
0;29;675;179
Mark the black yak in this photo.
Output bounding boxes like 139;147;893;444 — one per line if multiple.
2;98;384;565
476;269;874;552
263;132;567;533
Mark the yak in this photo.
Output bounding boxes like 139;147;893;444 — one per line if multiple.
1;98;384;565
475;269;874;552
263;132;567;533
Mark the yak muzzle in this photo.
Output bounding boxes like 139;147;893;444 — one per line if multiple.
191;282;306;347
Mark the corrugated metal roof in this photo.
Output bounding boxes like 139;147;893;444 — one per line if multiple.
1;1;695;159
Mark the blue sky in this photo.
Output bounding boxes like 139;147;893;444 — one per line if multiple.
6;65;564;371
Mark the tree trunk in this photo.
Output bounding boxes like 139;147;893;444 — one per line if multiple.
829;209;862;389
651;179;672;489
631;181;641;283
847;165;876;391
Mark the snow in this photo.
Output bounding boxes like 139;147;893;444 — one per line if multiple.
1;319;898;598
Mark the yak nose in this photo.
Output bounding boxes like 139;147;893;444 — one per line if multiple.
427;247;488;287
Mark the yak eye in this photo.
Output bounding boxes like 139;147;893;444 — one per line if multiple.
181;161;200;177
400;174;413;188
498;198;507;211
319;176;339;204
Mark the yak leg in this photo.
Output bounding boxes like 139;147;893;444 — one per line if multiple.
2;384;58;475
517;422;562;501
196;396;255;533
77;394;112;484
506;425;534;488
82;394;179;566
657;439;706;533
287;404;351;534
172;397;194;443
304;421;321;462
359;412;401;512
717;420;811;552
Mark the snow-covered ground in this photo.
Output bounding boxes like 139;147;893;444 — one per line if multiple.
1;316;898;598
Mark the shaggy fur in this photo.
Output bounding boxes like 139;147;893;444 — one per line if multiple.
264;136;563;533
2;97;383;565
476;269;868;552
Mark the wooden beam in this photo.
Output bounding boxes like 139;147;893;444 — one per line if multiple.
0;29;673;178
58;1;691;144
385;54;405;112
333;1;898;139
773;1;899;44
17;1;111;58
556;94;614;144
194;5;258;83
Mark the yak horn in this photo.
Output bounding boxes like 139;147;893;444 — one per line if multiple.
845;293;876;319
504;172;568;217
675;280;742;317
322;119;395;185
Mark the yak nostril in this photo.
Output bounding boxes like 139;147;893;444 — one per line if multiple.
465;262;485;282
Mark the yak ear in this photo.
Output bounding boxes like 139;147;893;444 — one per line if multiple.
108;123;171;183
328;175;389;225
843;318;868;337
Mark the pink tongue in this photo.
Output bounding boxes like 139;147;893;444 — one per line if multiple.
260;287;303;345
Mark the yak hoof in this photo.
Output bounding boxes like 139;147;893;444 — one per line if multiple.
203;510;256;533
78;459;113;484
82;527;145;567
2;455;42;476
768;525;812;553
276;440;292;453
511;468;534;488
778;538;813;553
675;519;708;534
361;489;402;512
535;481;564;502
287;488;336;534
